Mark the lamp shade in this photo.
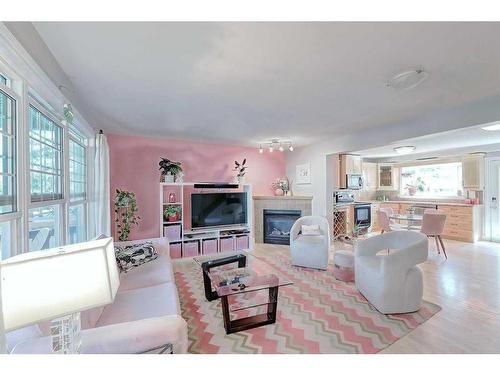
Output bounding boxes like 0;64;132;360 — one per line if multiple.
0;237;119;331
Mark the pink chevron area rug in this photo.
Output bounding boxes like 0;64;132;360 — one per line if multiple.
173;246;440;354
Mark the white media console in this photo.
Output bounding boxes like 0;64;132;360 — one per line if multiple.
159;182;253;258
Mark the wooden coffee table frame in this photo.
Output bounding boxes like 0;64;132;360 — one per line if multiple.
200;253;280;334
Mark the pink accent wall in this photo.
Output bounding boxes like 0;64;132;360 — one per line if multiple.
108;133;286;240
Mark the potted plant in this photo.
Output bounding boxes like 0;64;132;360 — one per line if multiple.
164;205;182;222
233;159;247;184
114;189;140;241
159;158;183;182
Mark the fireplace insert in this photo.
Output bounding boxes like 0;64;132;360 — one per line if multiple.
263;209;301;245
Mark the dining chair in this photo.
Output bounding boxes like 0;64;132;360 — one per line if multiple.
420;209;447;259
377;208;404;233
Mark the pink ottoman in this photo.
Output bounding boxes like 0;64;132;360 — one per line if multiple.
333;250;355;282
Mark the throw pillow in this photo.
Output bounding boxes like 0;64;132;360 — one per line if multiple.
301;224;322;236
115;242;158;272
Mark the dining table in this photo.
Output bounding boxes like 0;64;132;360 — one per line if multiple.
389;213;423;230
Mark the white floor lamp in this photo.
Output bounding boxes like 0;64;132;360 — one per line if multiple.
0;237;119;354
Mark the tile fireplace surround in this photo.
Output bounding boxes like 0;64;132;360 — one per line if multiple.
253;196;313;243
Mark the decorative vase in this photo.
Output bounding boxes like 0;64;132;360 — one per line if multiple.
175;172;184;183
274;188;285;196
168;193;176;203
164;173;175;183
168;214;178;222
237;175;246;184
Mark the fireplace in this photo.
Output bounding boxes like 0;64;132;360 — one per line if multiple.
263;209;301;245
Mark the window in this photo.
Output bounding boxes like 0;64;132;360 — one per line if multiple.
29;104;63;203
0;88;16;214
400;162;463;198
28;205;61;251
68;204;86;244
69;135;86;202
68;126;88;244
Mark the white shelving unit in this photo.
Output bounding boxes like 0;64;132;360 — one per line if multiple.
159;182;253;258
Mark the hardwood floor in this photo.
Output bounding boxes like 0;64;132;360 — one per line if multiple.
254;238;500;353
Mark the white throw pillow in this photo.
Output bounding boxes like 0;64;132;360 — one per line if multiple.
301;224;322;236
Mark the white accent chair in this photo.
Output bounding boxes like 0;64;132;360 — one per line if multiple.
290;216;331;270
354;231;428;314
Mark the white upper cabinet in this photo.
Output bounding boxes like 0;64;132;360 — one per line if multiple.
462;154;485;190
340;154;363;175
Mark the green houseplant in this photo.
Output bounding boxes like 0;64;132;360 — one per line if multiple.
164;205;182;222
159;158;183;182
114;189;140;241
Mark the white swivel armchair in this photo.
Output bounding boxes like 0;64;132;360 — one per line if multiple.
290;216;331;270
354;231;428;314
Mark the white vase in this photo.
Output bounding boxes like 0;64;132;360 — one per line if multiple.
164;173;175;183
237;176;246;184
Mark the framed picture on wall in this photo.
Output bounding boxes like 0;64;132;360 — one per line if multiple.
296;163;311;184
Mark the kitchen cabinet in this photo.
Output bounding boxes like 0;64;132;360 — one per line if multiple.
369;201;483;243
340;154;363;175
362;162;377;191
377;164;398;191
462;154;485;190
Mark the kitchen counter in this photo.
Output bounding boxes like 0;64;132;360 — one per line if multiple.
367;200;482;207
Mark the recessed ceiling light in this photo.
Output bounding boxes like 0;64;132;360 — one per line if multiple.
387;69;428;90
482;123;500;131
394;146;416;154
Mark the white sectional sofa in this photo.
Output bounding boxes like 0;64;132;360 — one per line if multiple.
6;237;188;354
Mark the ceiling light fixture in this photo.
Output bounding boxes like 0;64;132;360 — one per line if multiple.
387;69;428;90
394;146;416;154
258;139;295;153
481;123;500;131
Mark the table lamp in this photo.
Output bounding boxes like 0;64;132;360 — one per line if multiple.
0;237;119;354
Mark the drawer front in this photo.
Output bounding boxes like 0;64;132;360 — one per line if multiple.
438;205;472;215
442;228;474;240
444;221;473;232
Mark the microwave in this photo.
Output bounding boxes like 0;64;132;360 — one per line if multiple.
345;174;363;190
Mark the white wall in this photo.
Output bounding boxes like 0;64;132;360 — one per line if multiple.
286;92;500;217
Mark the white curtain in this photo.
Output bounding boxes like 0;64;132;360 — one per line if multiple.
92;132;111;238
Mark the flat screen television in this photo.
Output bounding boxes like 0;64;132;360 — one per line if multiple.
191;192;247;229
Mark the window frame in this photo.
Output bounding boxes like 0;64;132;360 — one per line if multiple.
27;99;65;206
0;83;17;215
67;124;89;244
0;72;22;258
398;160;464;200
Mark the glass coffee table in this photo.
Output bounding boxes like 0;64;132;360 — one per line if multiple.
194;251;293;334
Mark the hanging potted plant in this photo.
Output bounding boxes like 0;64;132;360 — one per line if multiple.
233;159;247;184
164;205;182;222
114;189;141;241
159;158;183;183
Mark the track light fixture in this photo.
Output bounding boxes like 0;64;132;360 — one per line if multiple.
258;139;295;153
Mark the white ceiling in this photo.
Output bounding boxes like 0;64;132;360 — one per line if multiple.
30;22;500;146
357;121;500;161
